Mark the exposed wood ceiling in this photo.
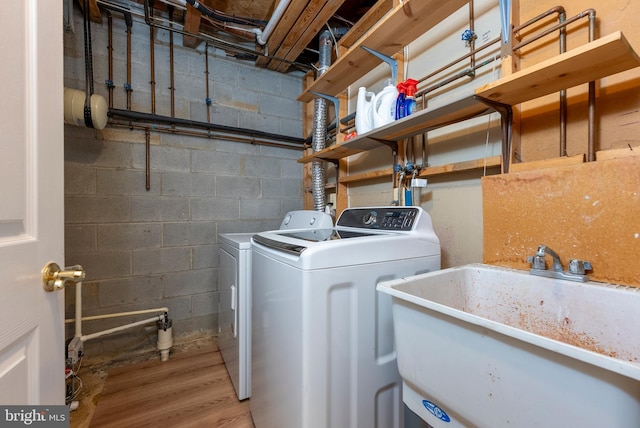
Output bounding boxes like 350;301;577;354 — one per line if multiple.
87;0;382;73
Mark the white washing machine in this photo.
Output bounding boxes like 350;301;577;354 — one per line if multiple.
218;210;333;400
250;206;441;428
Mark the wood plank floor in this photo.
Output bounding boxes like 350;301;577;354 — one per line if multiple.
88;345;253;427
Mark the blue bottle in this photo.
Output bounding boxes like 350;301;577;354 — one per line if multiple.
395;82;406;120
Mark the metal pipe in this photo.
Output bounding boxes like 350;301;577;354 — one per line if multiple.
514;8;597;160
110;120;304;150
468;0;476;72
168;5;175;118
417;36;501;85
106;10;114;109
311;30;334;212
126;11;132;110
109;108;305;146
149;1;156;115
205;43;211;123
587;10;596;161
145;128;151;190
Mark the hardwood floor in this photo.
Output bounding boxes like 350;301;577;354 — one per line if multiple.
85;345;253;427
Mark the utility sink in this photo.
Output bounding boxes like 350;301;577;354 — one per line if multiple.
377;263;640;427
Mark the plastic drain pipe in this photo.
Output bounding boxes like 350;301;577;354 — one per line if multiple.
65;281;173;361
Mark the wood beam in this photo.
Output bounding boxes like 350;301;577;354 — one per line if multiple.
183;4;203;49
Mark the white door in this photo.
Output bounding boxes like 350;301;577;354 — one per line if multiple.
0;0;65;404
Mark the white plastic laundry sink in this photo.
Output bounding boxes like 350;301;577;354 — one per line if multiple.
377;263;640;427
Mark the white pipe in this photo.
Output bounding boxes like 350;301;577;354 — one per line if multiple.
75;282;83;337
65;307;170;324
80;315;165;342
255;0;291;45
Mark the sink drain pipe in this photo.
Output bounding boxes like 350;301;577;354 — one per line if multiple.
311;28;347;211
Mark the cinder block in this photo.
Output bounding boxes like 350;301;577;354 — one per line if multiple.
154;296;192;321
65;225;97;254
65;251;131;281
214;139;260;156
132;144;191;172
163;268;217;297
65;195;131;224
241;198;282;220
281;158;304;178
216;219;279;235
98;223;162;251
216;176;261;198
192;292;218;317
190;198;239;221
191;150;240;175
97;169;161;195
279;116;304;138
259;93;301;120
260;144;303;160
282;199;304;214
131;196;189;221
163;222;216;247
98;276;164;308
208;103;239;127
240;155;281;178
64;164;96;195
65;137;133;168
238;111;280;135
132;247;191;275
161;172;192;196
190;174;216;197
261;178;282;198
282;178;302;198
192;245;218;269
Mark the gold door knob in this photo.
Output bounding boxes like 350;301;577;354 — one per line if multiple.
41;262;85;292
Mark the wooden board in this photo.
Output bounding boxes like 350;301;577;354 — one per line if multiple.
483;156;640;287
298;0;468;102
475;31;640;105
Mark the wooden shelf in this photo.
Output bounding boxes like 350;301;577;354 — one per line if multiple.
475;31;640;105
298;95;492;164
298;0;468;103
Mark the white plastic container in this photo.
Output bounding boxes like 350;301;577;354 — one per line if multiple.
355;87;374;135
377;264;640;427
371;82;398;129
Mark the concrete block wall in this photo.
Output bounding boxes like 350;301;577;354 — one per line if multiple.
63;5;304;360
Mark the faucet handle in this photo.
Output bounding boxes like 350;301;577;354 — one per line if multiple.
527;255;546;270
568;259;592;275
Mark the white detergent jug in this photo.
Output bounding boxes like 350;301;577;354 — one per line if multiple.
372;82;398;129
355;87;374;135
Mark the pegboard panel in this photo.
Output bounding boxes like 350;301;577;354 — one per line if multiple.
482;155;640;287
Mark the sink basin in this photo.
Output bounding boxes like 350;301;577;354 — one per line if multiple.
377;263;640;427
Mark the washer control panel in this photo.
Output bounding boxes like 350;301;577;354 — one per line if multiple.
337;207;420;231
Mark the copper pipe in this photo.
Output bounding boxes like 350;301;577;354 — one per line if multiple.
149;2;156;115
126;13;132;110
145;128;151;191
468;0;475;72
168;6;175;118
106;10;114;109
205;44;211;123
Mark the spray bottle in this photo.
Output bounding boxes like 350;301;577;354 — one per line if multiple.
404;79;418;116
395;81;406;120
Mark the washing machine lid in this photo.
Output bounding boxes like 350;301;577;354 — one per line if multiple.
252;228;393;256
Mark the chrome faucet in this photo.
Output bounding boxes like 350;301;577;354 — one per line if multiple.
527;245;592;282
